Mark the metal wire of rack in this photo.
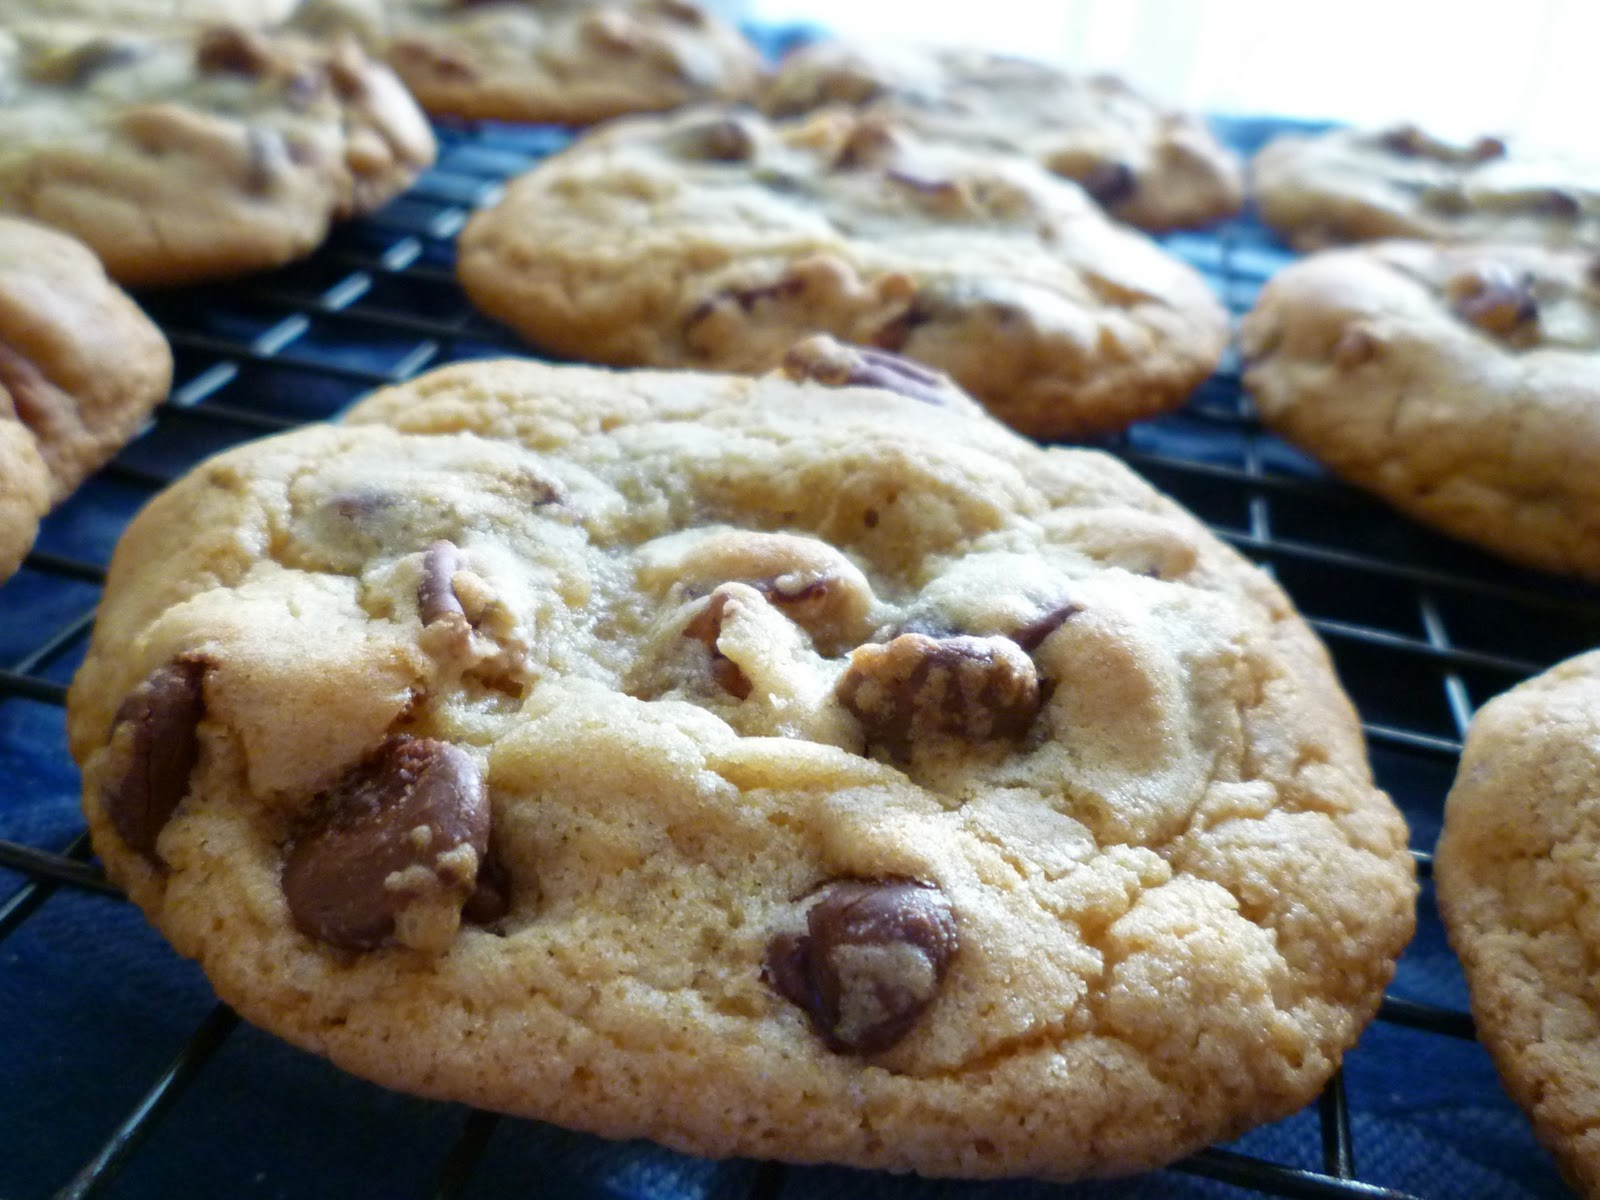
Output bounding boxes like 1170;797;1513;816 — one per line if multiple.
0;113;1593;1200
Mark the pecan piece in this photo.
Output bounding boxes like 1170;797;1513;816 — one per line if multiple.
765;878;957;1054
835;633;1040;761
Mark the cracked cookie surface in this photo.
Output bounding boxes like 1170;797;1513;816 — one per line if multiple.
763;41;1243;233
0;214;171;580
288;0;763;125
1437;652;1600;1197
0;19;434;285
1240;239;1600;580
457;106;1229;439
1253;124;1600;251
68;342;1414;1180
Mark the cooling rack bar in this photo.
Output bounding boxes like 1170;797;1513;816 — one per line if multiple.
427;1110;501;1200
1175;1147;1421;1200
1377;998;1476;1041
0;839;117;897
1318;1072;1355;1179
51;1005;240;1200
0;669;67;706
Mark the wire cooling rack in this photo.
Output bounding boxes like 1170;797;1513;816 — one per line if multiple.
1;111;1594;1200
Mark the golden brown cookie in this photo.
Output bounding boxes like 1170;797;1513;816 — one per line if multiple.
1252;123;1600;252
291;0;764;125
1240;239;1600;580
764;41;1244;233
69;341;1415;1182
0;20;435;285
1436;651;1600;1197
0;214;171;579
457;106;1230;439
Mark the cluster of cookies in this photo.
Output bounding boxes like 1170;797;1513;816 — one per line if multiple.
1246;121;1600;1195
12;0;1590;1191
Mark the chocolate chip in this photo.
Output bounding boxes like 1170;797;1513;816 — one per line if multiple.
1378;124;1508;166
1516;189;1582;219
462;839;512;926
101;658;208;860
1078;160;1138;208
1446;263;1539;338
419;540;466;626
765;878;957;1054
1009;602;1081;652
679;116;757;162
196;26;275;77
63;37;150;84
781;335;958;407
682;588;753;699
282;737;491;951
835;633;1041;762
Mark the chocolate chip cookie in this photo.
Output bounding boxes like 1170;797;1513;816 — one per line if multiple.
457;106;1230;439
1252;123;1600;251
1240;239;1600;580
1436;651;1600;1196
290;0;763;125
0;20;434;285
0;214;171;580
763;41;1244;233
69;339;1415;1180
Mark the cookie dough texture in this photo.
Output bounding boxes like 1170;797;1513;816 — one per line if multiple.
0;21;435;286
1240;240;1600;581
0;215;171;580
1436;652;1600;1197
1253;124;1600;251
69;346;1415;1180
291;0;763;125
764;41;1244;233
458;107;1230;439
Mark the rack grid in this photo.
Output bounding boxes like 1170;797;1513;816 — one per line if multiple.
1;114;1591;1200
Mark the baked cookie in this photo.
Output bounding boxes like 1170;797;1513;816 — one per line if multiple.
1;1;296;22
68;339;1415;1181
289;0;763;125
1240;240;1600;581
0;20;435;286
1436;651;1600;1196
1252;123;1600;252
763;41;1244;233
457;106;1230;439
0;215;171;580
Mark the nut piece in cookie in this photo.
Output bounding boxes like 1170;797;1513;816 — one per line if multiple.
282;736;491;953
765;878;958;1054
835;632;1042;763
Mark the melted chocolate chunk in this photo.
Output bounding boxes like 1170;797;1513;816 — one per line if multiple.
282;737;491;951
101;658;208;860
765;878;957;1054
